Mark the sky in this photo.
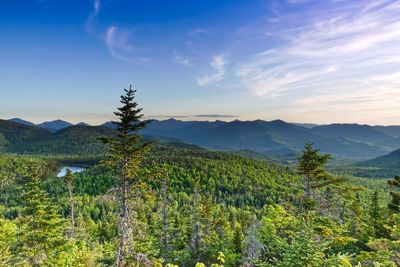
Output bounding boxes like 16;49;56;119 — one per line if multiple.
1;0;400;125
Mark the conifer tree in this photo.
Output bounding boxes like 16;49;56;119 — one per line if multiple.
99;84;153;267
190;178;202;263
388;175;400;213
370;190;382;219
63;168;75;238
297;142;346;213
0;218;16;266
347;193;363;237
160;166;171;259
16;162;64;265
233;225;243;255
368;190;388;238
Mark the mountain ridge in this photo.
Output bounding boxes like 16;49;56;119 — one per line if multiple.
4;118;400;159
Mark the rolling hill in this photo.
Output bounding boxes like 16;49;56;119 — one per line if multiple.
0;120;202;155
358;148;400;168
0;120;112;155
0;120;52;153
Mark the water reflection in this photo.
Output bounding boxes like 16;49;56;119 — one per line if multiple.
57;166;86;177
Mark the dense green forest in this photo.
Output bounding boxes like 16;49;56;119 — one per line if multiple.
0;146;398;266
0;88;400;266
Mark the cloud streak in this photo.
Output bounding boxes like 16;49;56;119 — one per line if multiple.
197;55;227;86
187;28;208;37
85;0;101;33
144;114;238;120
236;0;400;115
104;26;150;63
171;50;191;65
194;114;237;118
105;26;132;61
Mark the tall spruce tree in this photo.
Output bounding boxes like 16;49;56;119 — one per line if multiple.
16;162;64;266
190;178;202;263
63;168;75;238
99;84;153;267
160;165;170;259
388;175;400;213
297;142;346;213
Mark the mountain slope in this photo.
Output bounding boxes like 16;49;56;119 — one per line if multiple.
8;118;36;127
0;120;52;152
139;119;390;158
373;125;400;138
311;123;398;147
0;121;202;155
37;119;73;132
357;148;400;168
27;125;115;155
2;118;398;158
0;120;112;155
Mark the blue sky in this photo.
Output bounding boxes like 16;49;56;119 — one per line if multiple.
1;0;400;125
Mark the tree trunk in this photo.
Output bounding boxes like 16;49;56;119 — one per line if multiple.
68;186;75;238
116;155;128;267
161;172;168;258
191;184;201;262
306;175;311;199
117;172;127;267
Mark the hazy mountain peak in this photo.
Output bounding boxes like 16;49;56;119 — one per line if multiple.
8;118;36;127
76;122;90;126
36;119;73;132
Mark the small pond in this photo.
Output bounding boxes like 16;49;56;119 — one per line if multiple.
57;166;86;177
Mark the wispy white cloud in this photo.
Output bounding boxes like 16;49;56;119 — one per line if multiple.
104;26;150;63
85;0;101;33
236;0;400;113
197;55;227;86
286;0;313;3
105;26;131;60
143;114;237;120
194;114;238;118
171;50;191;65
93;0;100;14
84;1;150;63
187;28;208;37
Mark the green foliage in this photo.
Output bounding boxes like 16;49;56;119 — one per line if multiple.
0;132;7;153
15;162;65;266
0;119;114;155
0;156;56;219
297;142;348;214
388;175;400;213
0;141;399;266
0;218;16;265
26;126;114;155
99;84;154;266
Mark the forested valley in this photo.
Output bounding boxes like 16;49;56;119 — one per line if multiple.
0;87;399;267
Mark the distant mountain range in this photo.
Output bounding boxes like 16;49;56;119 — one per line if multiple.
3;118;400;159
8;118;89;132
0;119;200;155
135;119;400;158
